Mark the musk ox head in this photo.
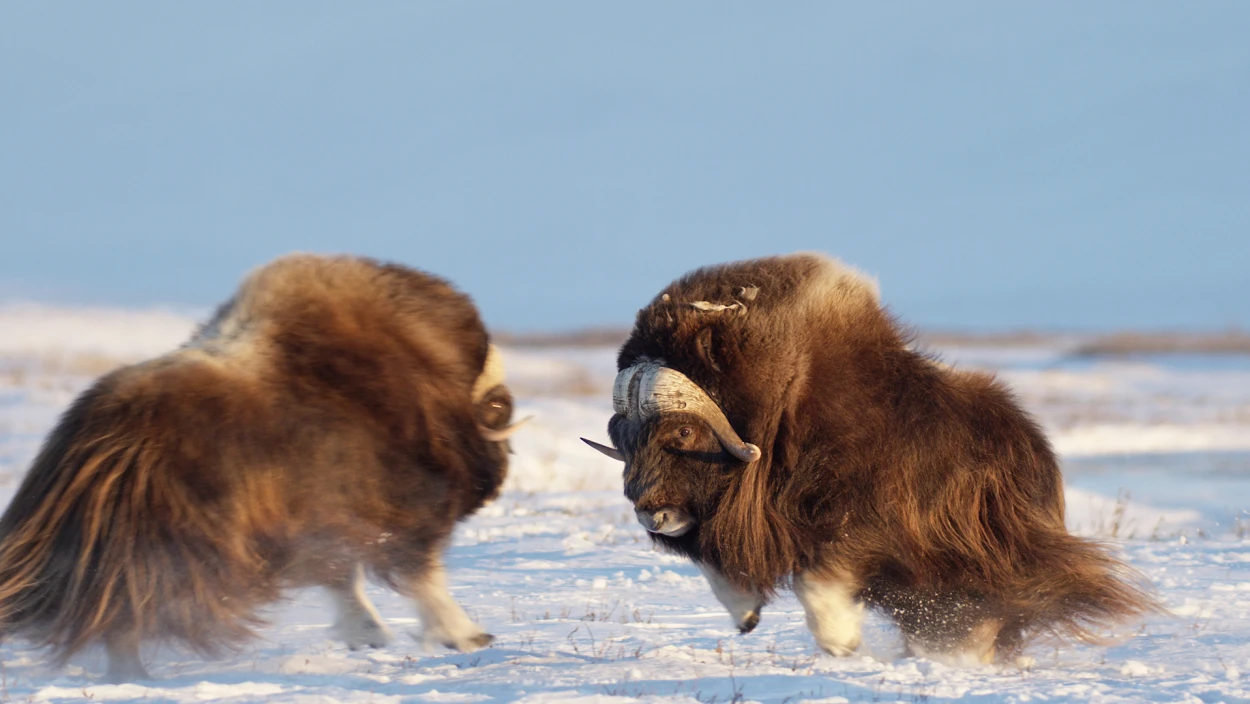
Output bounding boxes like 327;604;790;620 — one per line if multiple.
473;344;527;445
584;360;760;541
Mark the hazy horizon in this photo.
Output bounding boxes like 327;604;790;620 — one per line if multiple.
2;3;1247;332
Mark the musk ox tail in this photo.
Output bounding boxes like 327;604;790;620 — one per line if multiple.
998;531;1160;653
0;375;276;663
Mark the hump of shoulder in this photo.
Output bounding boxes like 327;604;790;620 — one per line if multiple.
186;254;383;358
87;349;239;422
778;252;880;315
668;251;881;322
218;254;486;372
237;253;389;310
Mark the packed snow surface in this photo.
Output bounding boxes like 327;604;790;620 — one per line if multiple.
1;306;1249;702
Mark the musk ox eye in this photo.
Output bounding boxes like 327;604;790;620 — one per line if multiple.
678;427;693;438
476;385;514;430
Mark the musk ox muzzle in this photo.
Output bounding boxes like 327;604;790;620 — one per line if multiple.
634;506;694;537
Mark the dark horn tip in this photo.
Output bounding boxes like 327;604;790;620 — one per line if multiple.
581;437;625;462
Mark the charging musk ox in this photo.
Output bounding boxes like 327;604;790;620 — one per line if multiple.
583;253;1156;663
0;254;523;679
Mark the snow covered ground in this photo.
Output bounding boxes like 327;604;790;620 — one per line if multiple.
1;305;1249;702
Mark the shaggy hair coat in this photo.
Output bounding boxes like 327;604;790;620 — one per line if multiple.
0;254;512;671
608;253;1156;659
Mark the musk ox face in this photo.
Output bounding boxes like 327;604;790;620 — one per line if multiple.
584;360;761;541
610;412;735;540
609;412;739;538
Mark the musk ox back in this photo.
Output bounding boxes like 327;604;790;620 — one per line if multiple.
0;254;521;679
585;252;1157;663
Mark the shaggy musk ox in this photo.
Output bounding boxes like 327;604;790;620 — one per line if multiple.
0;254;523;679
583;253;1156;663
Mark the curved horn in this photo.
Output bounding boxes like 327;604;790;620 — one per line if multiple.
480;415;532;442
472;344;506;402
613;361;762;463
580;437;625;462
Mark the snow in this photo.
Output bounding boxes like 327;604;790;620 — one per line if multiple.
1;307;1249;702
0;303;199;360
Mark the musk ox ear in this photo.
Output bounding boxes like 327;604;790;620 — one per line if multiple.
696;327;721;372
581;437;625;462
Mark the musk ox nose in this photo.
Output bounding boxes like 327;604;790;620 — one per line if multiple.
635;507;693;537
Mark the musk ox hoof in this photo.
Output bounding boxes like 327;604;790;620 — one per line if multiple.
738;611;761;634
333;618;393;650
441;632;495;651
468;632;496;649
816;638;861;657
344;631;392;651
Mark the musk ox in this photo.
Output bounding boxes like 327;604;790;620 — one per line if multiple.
0;254;523;679
583;253;1156;663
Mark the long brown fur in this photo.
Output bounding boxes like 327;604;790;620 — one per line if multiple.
0;254;512;668
609;252;1158;658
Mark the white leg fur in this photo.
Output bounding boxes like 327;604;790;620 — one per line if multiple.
698;562;765;633
410;560;493;652
104;633;150;681
328;564;392;649
794;572;865;656
906;618;1001;666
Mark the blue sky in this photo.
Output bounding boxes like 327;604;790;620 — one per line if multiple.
1;2;1247;332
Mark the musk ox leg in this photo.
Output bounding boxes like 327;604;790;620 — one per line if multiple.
961;618;1002;665
993;618;1025;659
794;572;864;657
697;562;765;633
409;560;493;652
887;590;1003;664
104;631;150;682
327;564;393;650
903;617;1002;665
